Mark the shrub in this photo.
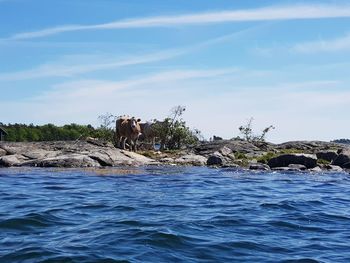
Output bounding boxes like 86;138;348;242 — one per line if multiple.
238;117;275;143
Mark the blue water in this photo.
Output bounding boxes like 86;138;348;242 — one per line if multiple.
0;167;350;263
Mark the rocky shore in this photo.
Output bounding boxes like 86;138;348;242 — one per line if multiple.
0;139;349;173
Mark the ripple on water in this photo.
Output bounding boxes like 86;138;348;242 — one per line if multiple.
0;168;350;262
0;212;68;231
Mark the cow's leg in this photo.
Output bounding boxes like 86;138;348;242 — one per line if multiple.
121;137;127;150
115;131;120;148
133;139;138;152
130;139;134;151
152;137;156;151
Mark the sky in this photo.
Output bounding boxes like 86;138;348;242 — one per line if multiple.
1;0;350;143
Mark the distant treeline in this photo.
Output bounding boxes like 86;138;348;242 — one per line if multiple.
0;123;113;142
332;139;350;144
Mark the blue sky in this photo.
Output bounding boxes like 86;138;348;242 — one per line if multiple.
1;0;350;142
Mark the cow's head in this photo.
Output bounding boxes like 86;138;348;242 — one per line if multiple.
128;117;141;132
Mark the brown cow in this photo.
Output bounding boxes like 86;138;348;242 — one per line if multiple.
115;117;141;151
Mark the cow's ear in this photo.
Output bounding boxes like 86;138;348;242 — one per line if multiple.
137;118;141;122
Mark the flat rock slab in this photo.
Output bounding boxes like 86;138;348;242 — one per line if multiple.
0;148;6;157
36;154;101;168
0;154;28;167
175;154;207;166
0;141;157;168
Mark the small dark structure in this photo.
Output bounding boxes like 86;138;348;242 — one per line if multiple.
0;127;8;141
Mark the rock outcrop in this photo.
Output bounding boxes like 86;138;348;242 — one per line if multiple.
207;155;223;166
0;141;157;168
316;151;338;162
174;154;207;166
332;149;350;168
268;154;317;169
0;139;348;172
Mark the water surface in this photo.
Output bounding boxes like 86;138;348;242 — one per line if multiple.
0;167;349;262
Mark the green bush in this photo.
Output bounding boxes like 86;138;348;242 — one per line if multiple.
257;152;277;164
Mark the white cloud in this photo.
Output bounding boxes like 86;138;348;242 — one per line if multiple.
1;67;348;142
293;33;350;53
0;68;237;122
0;50;186;81
6;4;350;40
0;25;260;81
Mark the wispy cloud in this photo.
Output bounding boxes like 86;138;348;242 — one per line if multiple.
293;33;350;53
6;4;350;40
2;69;348;142
0;68;238;124
0;25;261;81
0;49;185;81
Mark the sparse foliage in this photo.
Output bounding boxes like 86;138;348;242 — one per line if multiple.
238;117;275;143
97;112;115;141
152;105;200;150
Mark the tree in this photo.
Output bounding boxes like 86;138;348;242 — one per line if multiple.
153;106;200;150
97;113;115;141
238;117;275;143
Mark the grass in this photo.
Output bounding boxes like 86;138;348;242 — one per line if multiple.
234;152;247;159
257;152;277;164
279;148;305;154
317;158;331;165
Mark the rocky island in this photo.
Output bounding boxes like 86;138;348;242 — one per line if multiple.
1;139;349;173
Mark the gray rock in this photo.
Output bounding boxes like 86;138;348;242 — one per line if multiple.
159;157;175;163
175;154;207;166
309;166;323;173
276;141;342;152
207;155;223;166
322;164;344;172
219;146;233;157
316;151;338;162
343;162;350;169
0;141;158;168
222;163;240;168
195;140;264;156
272;167;304;172
0;154;28;167
120;150;158;166
249;163;270;171
36;154;101;168
332;149;350;168
268;154;317;169
0;148;6;157
88;151;115;166
288;164;307;170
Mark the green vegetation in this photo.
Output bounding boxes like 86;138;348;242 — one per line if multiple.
152;106;201;150
279;148;305;154
238;117;275;143
234;152;247;160
317;159;330;165
0;107;200;150
257;152;277;164
0;113;115;142
0;123;97;142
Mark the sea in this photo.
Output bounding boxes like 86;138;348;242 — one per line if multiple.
0;166;349;263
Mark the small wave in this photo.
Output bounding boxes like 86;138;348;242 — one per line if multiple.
260;201;298;211
267;220;332;233
0;212;65;231
0;246;55;263
280;258;321;263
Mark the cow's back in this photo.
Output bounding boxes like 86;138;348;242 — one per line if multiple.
116;118;129;137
